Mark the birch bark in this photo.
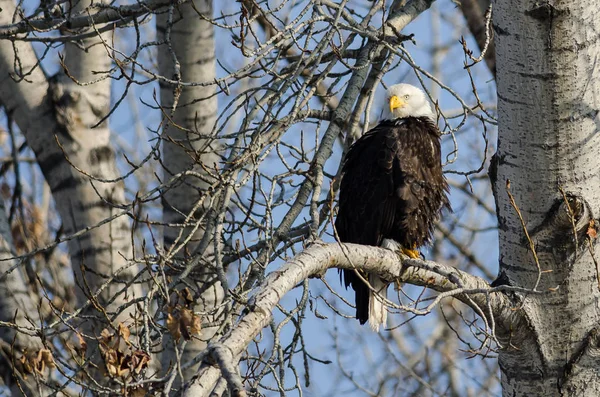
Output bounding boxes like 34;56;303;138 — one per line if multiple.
56;0;142;325
0;200;48;395
493;0;600;395
157;0;224;383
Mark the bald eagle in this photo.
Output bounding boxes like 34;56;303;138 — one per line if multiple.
335;83;450;331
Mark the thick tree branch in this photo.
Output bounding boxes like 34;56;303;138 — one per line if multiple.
385;0;437;37
184;242;512;396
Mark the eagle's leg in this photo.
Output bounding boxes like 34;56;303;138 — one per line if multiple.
381;240;420;293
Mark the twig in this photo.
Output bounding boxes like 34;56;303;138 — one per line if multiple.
506;179;543;291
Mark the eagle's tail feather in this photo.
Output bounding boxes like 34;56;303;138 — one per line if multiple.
355;279;369;325
368;274;388;332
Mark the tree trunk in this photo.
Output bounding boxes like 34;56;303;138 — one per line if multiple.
0;199;49;395
493;0;600;395
157;0;224;383
0;0;143;385
57;0;142;325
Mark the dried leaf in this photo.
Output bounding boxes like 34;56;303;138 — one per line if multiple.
34;349;56;373
180;307;193;326
179;308;193;340
30;207;44;245
100;328;113;344
18;349;56;378
129;350;151;374
190;313;202;336
167;313;181;342
179;308;202;340
102;347;129;378
75;332;87;356
181;288;194;306
19;350;33;377
118;322;131;344
588;220;598;239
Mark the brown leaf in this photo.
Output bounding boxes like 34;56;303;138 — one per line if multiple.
34;349;56;373
118;322;131;344
29;207;44;245
190;313;202;337
18;349;56;378
181;287;194;306
588;220;598;239
19;350;33;377
102;347;129;378
179;308;202;340
167;313;181;342
100;328;113;344
75;332;87;356
129;350;151;374
179;308;193;340
180;307;193;327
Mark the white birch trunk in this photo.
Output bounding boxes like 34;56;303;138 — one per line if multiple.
493;0;600;395
0;0;141;379
55;0;142;323
157;0;224;382
0;200;49;395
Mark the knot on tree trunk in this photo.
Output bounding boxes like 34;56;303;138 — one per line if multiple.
48;73;108;139
530;192;595;258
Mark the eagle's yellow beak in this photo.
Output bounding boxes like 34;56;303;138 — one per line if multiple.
389;95;405;112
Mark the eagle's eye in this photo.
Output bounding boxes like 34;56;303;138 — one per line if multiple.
404;94;410;99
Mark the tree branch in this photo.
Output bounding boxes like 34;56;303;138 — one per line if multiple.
184;242;513;396
0;0;183;39
459;0;496;78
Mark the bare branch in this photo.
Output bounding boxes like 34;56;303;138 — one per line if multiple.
459;0;496;78
0;0;181;38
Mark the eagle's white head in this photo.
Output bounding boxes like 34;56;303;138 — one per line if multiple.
386;83;435;120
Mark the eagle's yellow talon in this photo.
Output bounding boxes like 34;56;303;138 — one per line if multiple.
401;248;421;259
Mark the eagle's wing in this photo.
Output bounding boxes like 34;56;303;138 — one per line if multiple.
335;121;406;323
335;121;401;248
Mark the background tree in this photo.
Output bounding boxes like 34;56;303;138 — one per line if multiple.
1;0;595;396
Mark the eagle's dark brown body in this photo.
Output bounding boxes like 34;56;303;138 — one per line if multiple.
335;117;450;324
